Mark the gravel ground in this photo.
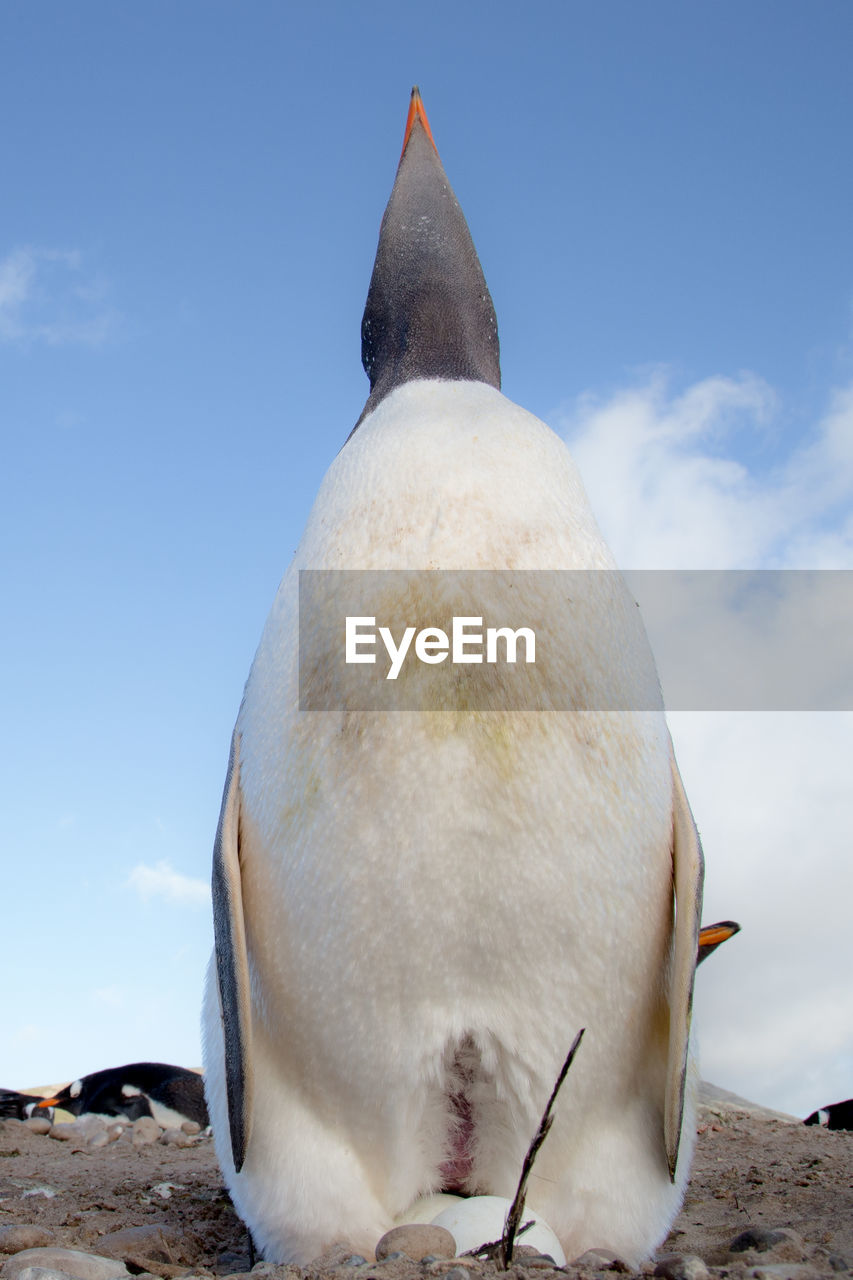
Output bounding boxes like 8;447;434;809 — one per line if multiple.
0;1090;850;1280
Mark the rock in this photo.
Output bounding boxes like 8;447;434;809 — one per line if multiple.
161;1128;192;1148
131;1118;161;1146
0;1250;129;1280
97;1226;186;1269
13;1268;80;1280
180;1121;201;1135
749;1268;816;1280
22;1118;51;1136
654;1254;710;1280
48;1118;106;1146
574;1250;623;1267
338;1257;368;1268
729;1228;806;1260
375;1226;456;1262
0;1230;57;1257
442;1269;472;1280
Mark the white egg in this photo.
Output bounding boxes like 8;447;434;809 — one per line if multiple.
395;1192;464;1224
431;1195;566;1265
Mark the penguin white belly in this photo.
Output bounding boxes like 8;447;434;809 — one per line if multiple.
202;382;700;1264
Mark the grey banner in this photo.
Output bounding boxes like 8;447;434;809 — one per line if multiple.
297;570;853;711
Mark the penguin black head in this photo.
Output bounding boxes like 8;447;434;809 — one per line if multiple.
355;87;501;429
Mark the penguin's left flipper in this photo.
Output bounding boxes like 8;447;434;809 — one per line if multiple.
665;750;705;1181
212;729;253;1172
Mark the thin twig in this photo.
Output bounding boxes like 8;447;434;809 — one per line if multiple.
500;1027;585;1268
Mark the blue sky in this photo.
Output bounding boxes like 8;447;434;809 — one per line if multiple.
2;1;852;1115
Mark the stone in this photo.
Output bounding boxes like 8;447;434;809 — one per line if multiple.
96;1226;185;1268
0;1231;57;1257
654;1254;710;1280
574;1250;623;1267
729;1228;806;1260
48;1118;106;1146
159;1128;190;1147
0;1250;129;1280
375;1226;456;1263
442;1269;472;1280
13;1268;80;1280
749;1268;816;1280
180;1121;201;1135
130;1118;161;1146
22;1118;51;1136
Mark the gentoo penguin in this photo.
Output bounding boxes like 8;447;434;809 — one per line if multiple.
37;1062;208;1127
202;87;704;1266
0;1088;54;1121
804;1098;853;1130
697;920;740;965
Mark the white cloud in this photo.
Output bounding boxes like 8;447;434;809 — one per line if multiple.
557;371;853;569
127;859;210;907
551;372;853;1117
0;246;117;345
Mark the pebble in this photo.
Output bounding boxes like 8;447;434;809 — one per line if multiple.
748;1267;817;1280
375;1225;456;1262
159;1129;190;1148
729;1228;806;1259
180;1121;201;1135
574;1250;623;1267
0;1250;129;1280
22;1118;51;1136
0;1230;57;1257
97;1225;183;1267
48;1118;107;1148
13;1268;81;1280
442;1269;472;1280
131;1118;161;1147
654;1254;710;1280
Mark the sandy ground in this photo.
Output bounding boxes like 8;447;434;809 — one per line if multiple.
0;1088;850;1280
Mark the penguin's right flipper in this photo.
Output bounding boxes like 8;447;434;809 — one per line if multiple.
664;750;705;1182
212;729;253;1171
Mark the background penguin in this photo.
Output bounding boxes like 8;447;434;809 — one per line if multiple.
37;1062;208;1127
804;1099;853;1130
203;87;704;1266
0;1088;54;1122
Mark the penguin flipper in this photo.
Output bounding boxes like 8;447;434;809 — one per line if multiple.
212;729;253;1171
664;750;705;1181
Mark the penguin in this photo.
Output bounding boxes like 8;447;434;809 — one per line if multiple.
804;1099;853;1130
36;1062;208;1128
0;1088;54;1121
202;87;704;1266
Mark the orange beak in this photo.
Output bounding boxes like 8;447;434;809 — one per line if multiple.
402;85;438;159
697;919;741;964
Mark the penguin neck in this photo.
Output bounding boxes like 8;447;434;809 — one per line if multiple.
354;120;501;432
